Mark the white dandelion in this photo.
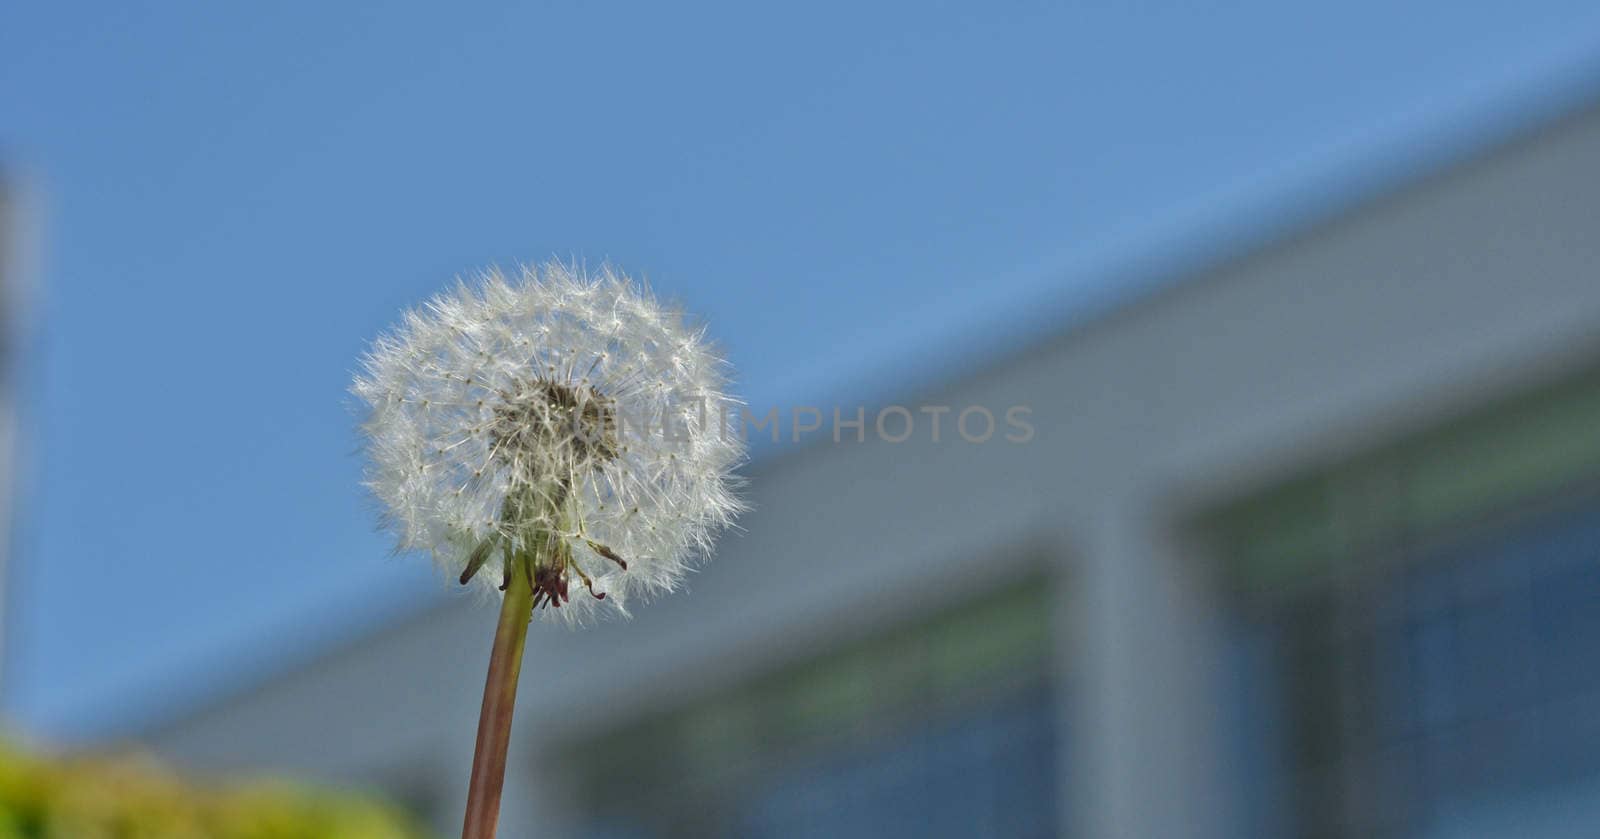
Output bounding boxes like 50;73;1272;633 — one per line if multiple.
353;261;745;624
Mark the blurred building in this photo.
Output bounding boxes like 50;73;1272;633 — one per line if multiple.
143;98;1600;839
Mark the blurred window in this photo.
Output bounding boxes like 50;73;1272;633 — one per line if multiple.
1207;368;1600;838
560;579;1060;839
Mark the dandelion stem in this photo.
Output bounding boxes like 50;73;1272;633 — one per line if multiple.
461;552;534;839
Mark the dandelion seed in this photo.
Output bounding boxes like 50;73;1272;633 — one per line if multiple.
353;261;745;624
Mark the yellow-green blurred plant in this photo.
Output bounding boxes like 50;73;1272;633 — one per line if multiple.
0;740;432;839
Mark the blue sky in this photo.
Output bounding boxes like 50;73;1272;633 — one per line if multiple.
4;1;1600;740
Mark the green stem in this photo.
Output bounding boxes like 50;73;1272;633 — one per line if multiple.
461;553;535;839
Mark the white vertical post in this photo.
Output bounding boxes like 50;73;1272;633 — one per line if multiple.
1071;498;1229;839
0;176;17;700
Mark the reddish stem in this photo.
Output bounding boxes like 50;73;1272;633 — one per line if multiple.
461;558;534;839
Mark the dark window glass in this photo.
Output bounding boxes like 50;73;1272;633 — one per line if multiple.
1231;498;1600;838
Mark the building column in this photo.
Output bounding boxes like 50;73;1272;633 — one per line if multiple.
1068;498;1229;839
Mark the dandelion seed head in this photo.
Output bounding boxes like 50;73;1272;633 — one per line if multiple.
353;262;746;624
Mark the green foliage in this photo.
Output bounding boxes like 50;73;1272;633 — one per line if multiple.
0;741;432;839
